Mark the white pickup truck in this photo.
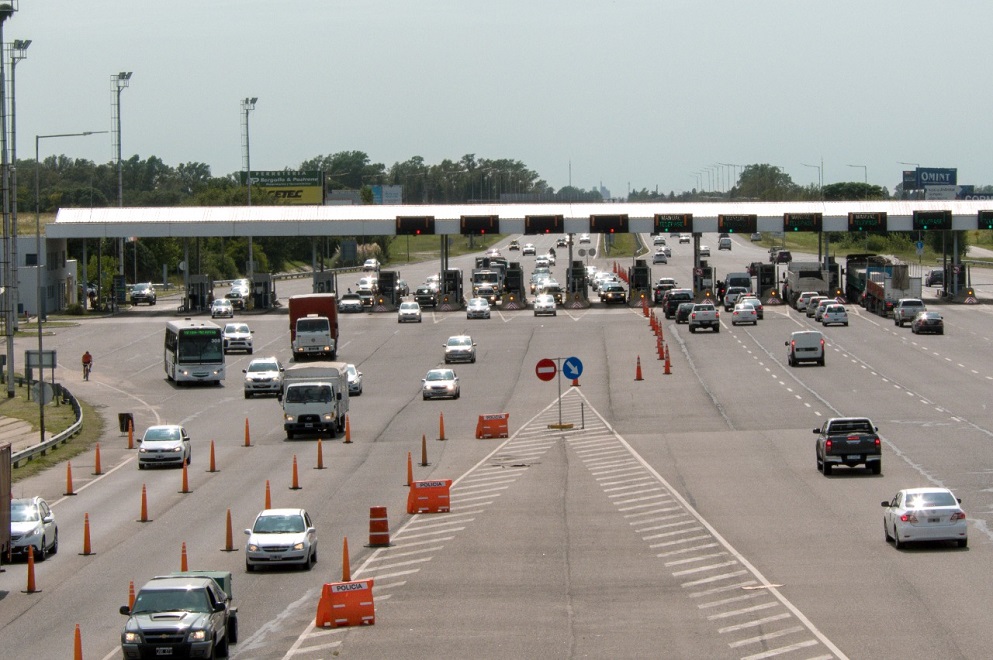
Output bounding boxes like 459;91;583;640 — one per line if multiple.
892;298;926;327
688;303;720;333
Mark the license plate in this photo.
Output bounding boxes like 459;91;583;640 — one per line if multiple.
928;517;940;523
156;648;173;656
847;455;861;460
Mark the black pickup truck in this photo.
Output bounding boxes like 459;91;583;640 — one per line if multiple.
121;571;238;659
814;417;881;476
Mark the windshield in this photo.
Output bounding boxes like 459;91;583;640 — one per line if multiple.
225;324;249;334
285;385;332;403
131;588;211;614
426;370;453;382
177;329;223;364
10;503;40;522
905;491;957;509
248;361;278;373
448;337;471;347
144;427;181;441
297;318;329;333
253;514;306;534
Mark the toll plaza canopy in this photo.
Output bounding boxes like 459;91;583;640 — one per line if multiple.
48;200;993;239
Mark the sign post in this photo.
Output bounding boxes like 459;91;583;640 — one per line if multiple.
535;357;583;430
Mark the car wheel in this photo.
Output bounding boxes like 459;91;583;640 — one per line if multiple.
844;322;849;326
138;462;146;470
689;326;696;333
822;461;832;476
37;540;47;562
227;617;238;644
286;431;295;440
244;391;252;399
870;462;881;475
714;326;720;333
246;562;255;572
818;357;825;366
884;520;893;542
216;632;229;657
893;529;903;550
423;395;429;400
50;530;59;555
958;538;968;548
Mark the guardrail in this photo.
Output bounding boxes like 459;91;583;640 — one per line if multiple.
11;383;83;468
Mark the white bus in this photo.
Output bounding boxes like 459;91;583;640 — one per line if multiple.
164;319;225;385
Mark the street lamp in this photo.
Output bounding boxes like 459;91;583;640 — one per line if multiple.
35;130;107;444
113;72;132;289
5;38;29;398
241;97;257;280
847;164;868;201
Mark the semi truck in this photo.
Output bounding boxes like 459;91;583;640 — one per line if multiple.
845;253;891;304
288;293;339;360
863;265;922;317
278;362;350;439
784;262;830;307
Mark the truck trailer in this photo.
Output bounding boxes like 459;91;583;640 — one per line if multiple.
288;294;339;360
278;362;350;439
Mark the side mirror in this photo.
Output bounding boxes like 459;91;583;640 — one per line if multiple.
244;529;252;536
812;428;820;434
242;369;248;374
785;341;790;346
120;605;132;616
880;501;890;508
336;392;342;401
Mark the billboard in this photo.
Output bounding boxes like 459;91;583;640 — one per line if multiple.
371;185;403;205
242;170;325;205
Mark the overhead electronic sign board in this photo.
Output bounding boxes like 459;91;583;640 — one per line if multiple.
589;214;629;234
653;214;692;234
524;215;563;235
848;212;886;232
912;210;952;231
460;215;498;235
396;216;435;235
979;211;993;230
783;213;823;232
717;214;757;234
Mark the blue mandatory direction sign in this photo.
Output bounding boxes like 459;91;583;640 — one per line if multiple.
562;356;583;380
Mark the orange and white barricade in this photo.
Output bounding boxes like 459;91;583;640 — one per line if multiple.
315;579;376;628
475;413;509;439
406;479;452;514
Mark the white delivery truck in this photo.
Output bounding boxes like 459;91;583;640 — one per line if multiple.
278;362;350;439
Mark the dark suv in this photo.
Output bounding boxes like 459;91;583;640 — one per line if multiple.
130;283;157;306
662;288;694;318
414;286;438;308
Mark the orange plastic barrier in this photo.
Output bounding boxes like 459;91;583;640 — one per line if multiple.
406;479;452;514
475;413;509;439
315;579;376;628
367;506;391;547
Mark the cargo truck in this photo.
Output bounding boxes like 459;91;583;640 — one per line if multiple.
0;443;10;570
288;293;339;360
784;262;830;307
862;265;921;317
278;362;349;439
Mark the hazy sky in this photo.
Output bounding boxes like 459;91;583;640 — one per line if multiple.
11;1;992;198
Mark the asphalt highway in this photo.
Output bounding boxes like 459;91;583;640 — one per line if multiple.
2;234;992;659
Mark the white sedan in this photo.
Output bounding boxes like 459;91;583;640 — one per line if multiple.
821;304;849;326
466;297;491;319
882;487;968;549
699;245;711;257
730;302;758;326
533;294;557;317
397;301;422;323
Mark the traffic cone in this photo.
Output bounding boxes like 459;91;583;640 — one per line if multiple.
93;443;102;475
367;506;391;547
635;356;643;381
290;455;302;490
208;440;218;473
180;541;188;572
180;463;190;494
24;546;39;593
244;418;251;447
128;580;136;609
73;624;83;660
80;513;94;556
341;537;351;582
344;415;352;444
222;508;235;552
406;452;413;486
64;462;76;496
571;377;580;387
421;434;428;467
127;419;134;450
664;344;672;375
265;480;272;509
315;439;325;469
438;412;446;441
138;484;150;522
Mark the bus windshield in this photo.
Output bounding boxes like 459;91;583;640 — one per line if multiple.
178;329;223;364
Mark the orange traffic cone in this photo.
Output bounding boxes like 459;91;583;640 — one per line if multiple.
265;480;272;509
138;484;150;522
180;463;190;494
438;412;446;441
342;537;351;582
93;443;102;475
65;462;76;496
244;418;251;447
208;440;218;473
315;439;325;469
127;419;134;450
664;344;672;375
23;546;39;593
406;451;413;486
73;623;83;660
571;377;580;387
344;415;352;444
421;434;428;467
180;541;188;572
635;356;643;381
80;513;94;556
290;455;302;490
128;579;136;609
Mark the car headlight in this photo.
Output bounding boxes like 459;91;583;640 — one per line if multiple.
123;631;142;644
247;543;260;552
138;447;149;454
292;542;305;551
323;414;334;421
188;630;208;642
285;414;295;422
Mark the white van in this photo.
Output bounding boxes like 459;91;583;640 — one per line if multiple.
786;330;825;367
795;291;820;312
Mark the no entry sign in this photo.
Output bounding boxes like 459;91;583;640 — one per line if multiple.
535;358;556;381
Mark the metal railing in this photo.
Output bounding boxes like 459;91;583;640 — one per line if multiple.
10;383;83;468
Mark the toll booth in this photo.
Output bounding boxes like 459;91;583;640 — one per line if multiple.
313;270;336;294
252;273;276;309
377;271;399;309
749;262;777;297
627;259;652;307
438;268;463;311
186;275;213;312
562;260;591;308
502;262;527;309
693;264;715;301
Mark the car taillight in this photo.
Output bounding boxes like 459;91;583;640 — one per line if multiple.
820;339;825;348
951;511;966;521
874;438;880;448
691;313;696;319
900;513;918;523
825;439;832;451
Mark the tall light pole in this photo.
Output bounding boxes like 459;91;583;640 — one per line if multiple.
112;72;132;294
5;38;28;398
801;162;823;193
241;97;257;281
35;130;107;444
847;164;868;200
